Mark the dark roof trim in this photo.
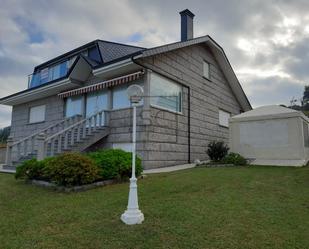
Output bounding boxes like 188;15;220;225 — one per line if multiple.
206;36;252;110
92;50;144;70
97;39;145;49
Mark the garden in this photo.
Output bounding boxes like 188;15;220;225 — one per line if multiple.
15;149;142;190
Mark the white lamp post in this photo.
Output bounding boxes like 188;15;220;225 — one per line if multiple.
121;85;144;225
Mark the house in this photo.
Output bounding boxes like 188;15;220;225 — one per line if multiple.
229;105;309;166
0;9;251;171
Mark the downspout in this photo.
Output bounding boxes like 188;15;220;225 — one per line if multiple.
131;54;191;164
187;87;191;163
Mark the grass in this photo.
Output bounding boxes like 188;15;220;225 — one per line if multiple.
0;166;308;249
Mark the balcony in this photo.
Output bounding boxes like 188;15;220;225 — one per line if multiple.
28;57;76;88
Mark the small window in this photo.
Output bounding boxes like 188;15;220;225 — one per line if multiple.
203;61;210;79
219;110;230;127
29;105;46;124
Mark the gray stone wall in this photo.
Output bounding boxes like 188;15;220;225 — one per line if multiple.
138;44;242;168
8;44;244;170
10;95;65;142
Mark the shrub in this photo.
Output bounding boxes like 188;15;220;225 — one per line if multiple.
44;153;99;186
207;141;229;161
223;153;247;166
88;149;142;180
15;158;45;180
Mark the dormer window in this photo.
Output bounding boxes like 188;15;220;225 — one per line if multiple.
40;68;49;83
203;61;210;80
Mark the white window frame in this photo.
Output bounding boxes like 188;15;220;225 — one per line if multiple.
203;61;210;80
219;109;230;128
29;105;46;124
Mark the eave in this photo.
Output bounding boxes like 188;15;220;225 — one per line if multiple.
0;56;92;106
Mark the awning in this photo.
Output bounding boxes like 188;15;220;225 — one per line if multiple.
58;70;144;98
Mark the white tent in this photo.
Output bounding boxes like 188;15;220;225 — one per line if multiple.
229;105;309;166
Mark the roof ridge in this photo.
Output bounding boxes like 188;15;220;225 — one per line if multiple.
97;39;146;49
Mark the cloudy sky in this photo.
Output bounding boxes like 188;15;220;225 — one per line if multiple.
0;0;308;128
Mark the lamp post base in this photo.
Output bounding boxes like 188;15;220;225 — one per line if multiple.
121;209;144;225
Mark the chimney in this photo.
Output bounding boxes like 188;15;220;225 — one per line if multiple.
179;9;195;41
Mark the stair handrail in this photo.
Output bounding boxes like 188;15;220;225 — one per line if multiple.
44;110;109;142
5;114;83;166
11;114;82;147
41;109;110;158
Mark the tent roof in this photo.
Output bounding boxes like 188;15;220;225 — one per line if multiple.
230;105;308;122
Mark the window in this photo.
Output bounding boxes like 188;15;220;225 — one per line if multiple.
88;46;101;62
150;73;182;113
65;96;84;117
112;143;132;152
86;91;108;117
40;68;49;83
203;61;210;79
29;105;46;123
219;110;230;127
112;85;132;109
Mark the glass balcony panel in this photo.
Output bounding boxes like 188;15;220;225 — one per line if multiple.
28;58;73;88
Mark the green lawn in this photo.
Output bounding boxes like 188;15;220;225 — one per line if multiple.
0;166;308;249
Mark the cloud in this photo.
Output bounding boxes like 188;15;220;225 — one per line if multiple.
0;0;309;128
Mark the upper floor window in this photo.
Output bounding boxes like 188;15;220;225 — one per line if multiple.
29;105;46;124
203;61;210;80
150;73;182;113
219;109;230;127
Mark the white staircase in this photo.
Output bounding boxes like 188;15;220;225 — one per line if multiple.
3;110;110;172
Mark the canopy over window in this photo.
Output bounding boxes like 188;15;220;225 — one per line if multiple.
58;71;144;99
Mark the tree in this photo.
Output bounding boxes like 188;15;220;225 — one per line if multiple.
303;86;309;106
0;126;10;143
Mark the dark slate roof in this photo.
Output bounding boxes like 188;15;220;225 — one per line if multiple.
97;40;144;64
34;40;145;71
81;55;100;68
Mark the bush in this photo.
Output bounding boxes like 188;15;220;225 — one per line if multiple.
44;153;99;186
15;158;45;180
207;141;229;161
223;153;247;166
88;149;142;180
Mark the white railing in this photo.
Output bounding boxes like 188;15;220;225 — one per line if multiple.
39;110;110;158
5;115;83;166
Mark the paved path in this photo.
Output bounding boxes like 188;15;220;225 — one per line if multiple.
143;163;196;174
0;164;15;174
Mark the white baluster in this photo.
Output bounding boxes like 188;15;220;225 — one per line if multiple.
57;135;62;153
83;121;86;138
64;131;68;149
50;139;55;156
70;128;74;146
77;124;81;142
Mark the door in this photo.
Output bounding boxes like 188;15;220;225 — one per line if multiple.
86;90;108;126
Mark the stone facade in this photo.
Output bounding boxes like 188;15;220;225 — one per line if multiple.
8;43;243;169
137;44;242;168
10;95;64;143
